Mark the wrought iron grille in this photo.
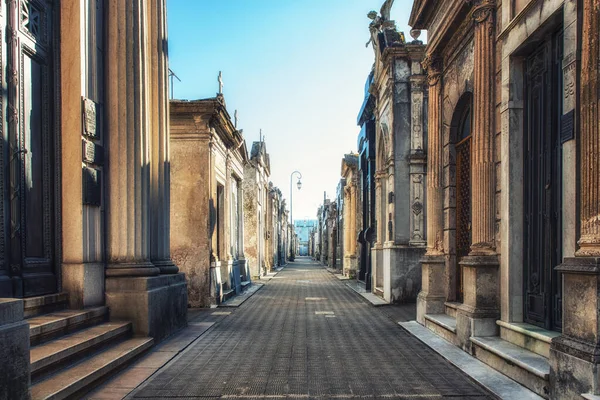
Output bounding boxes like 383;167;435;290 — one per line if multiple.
455;136;472;301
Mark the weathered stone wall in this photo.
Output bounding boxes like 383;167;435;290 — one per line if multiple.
170;112;213;308
243;166;260;278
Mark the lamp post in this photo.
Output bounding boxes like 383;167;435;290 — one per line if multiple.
289;171;302;261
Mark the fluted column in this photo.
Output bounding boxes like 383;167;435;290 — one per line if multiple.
149;0;178;274
470;0;496;255
422;54;443;255
577;0;600;256
105;0;157;277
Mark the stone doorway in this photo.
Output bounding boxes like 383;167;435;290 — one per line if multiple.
523;28;563;331
454;95;472;304
0;0;59;298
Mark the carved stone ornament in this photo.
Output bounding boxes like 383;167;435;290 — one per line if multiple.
472;0;495;24
412;201;423;215
422;54;442;86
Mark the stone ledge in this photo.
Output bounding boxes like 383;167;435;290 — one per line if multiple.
0;298;25;324
498;320;559;358
582;394;600;400
425;313;457;333
471;336;550;379
399;321;543;400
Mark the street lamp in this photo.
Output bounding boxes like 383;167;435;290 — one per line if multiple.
289;171;302;261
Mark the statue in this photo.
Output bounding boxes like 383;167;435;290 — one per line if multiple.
218;71;224;94
234;109;238;128
365;0;395;49
379;0;394;21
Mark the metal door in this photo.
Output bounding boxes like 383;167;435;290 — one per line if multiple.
523;30;563;331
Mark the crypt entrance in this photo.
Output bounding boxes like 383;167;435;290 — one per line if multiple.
523;28;564;331
453;94;472;304
0;0;59;298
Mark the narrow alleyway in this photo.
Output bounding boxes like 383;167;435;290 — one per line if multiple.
129;258;495;399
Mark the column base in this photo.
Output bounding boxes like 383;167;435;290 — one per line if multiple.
152;259;179;274
106;273;187;343
550;336;600;399
105;261;160;277
0;299;30;400
549;256;600;399
62;262;105;308
457;255;500;350
416;254;446;324
381;244;425;303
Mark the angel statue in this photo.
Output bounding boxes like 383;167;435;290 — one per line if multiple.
365;0;395;48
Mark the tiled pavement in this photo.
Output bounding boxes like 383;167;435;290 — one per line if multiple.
128;258;496;399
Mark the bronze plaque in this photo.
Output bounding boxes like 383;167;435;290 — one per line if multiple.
82;167;102;206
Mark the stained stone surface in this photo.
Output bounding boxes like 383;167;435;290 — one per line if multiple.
130;258;494;399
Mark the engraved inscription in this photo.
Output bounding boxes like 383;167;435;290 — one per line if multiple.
83;97;97;138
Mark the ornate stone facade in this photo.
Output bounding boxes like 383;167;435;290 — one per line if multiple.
410;0;593;397
342;154;360;278
368;15;428;303
1;1;187;396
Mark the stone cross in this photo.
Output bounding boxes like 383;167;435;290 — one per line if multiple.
218;71;223;94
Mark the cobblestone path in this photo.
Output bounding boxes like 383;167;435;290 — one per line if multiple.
130;258;495;399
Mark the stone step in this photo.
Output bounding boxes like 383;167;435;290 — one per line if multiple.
28;306;108;346
24;293;69;318
444;302;460;319
497;320;560;358
30;321;132;380
471;336;550;398
30;337;153;400
424;313;458;345
222;288;236;302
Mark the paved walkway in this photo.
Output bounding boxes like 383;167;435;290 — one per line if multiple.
128;258;495;399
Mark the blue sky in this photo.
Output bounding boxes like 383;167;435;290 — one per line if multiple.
167;0;417;220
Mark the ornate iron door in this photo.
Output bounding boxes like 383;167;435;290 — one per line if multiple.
2;0;57;297
455;136;471;302
524;31;563;331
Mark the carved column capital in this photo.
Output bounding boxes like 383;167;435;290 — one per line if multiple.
422;54;443;86
471;0;496;24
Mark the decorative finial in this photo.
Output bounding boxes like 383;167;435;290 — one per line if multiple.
218;71;224;94
410;29;421;41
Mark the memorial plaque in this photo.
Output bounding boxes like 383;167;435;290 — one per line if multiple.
83;98;97;138
561;110;574;144
82;167;102;206
82;139;104;165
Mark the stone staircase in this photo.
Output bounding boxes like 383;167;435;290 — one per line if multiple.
422;303;555;398
25;294;153;400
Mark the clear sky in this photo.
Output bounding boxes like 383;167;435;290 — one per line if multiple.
166;0;416;220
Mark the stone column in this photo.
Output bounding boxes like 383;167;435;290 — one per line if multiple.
104;0;186;342
550;2;600;398
417;54;445;323
149;0;178;275
456;0;499;346
105;0;155;278
470;0;496;256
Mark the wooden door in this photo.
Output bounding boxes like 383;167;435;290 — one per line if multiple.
524;30;563;331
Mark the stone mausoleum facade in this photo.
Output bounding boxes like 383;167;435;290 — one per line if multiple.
170;96;248;307
243;140;271;279
367;14;428;304
410;0;600;397
0;1;188;398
